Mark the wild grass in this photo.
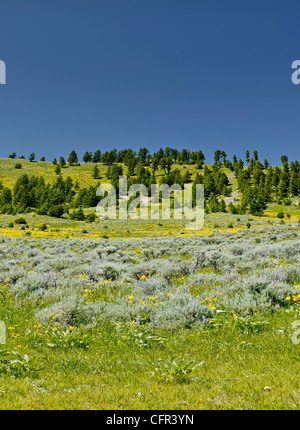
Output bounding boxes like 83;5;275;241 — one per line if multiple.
0;157;300;409
0;222;300;409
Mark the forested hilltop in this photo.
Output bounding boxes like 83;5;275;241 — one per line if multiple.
0;148;299;220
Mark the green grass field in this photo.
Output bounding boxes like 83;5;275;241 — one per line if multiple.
0;158;300;410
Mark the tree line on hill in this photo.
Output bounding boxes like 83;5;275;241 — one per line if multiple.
2;148;300;219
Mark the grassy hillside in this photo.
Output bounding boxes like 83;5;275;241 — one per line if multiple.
0;157;108;188
0;157;204;187
0;156;300;410
0;157;299;239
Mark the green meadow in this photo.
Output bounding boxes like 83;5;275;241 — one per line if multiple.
0;156;299;410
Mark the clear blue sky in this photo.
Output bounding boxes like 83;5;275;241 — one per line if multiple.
0;0;299;165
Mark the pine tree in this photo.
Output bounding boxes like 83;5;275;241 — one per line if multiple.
127;158;136;177
55;165;61;175
106;164;111;179
245;150;250;164
83;151;93;163
208;194;219;212
182;169;192;183
68;150;78;166
110;164;123;192
248;187;266;215
219;199;226;212
272;166;281;190
59;156;66;167
221;150;227;164
92;165;100;179
264;167;274;200
249;158;255;169
92;150;101;163
252;163;265;188
278;170;290;199
289;171;299;197
228;202;238;214
151;155;159;173
214;150;221;164
138;147;150;163
76;207;85;221
203;173;216;198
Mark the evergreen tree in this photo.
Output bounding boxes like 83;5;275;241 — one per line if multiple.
59;156;66;167
208;194;219;212
180;149;190;163
71;207;85;220
138;147;150;163
92;165;100;179
249;158;255;168
221;150;227;164
0;187;12;210
110;164;123;192
182;169;192;183
252;162;265;188
245;150;250;164
238;159;244;170
106;164;112;180
214;150;221;164
55;165;61;175
83;151;93;163
127;158;136;177
289;171;299;196
203;173;216;198
264;167;274;200
228;202;238;214
151;155;159;173
92;150;101;163
196;150;205;164
68;150;78;166
159;157;172;174
278;169;290;198
248;187;267;215
219;199;226;212
272;166;281;190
